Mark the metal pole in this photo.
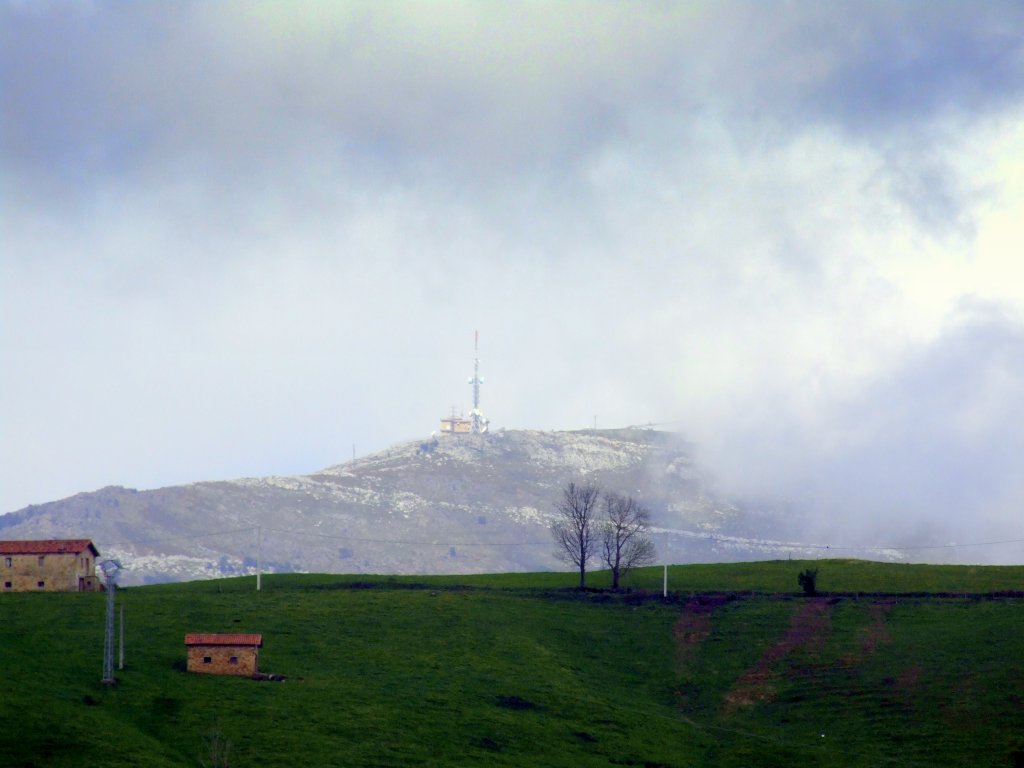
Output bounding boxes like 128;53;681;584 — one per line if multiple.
118;602;125;670
99;559;122;685
103;579;115;683
662;530;669;598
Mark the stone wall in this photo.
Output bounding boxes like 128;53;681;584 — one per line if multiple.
1;552;99;592
187;645;259;676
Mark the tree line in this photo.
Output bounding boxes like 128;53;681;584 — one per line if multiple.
550;480;655;590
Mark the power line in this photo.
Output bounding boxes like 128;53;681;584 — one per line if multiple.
105;525;259;548
103;522;552;549
261;524;549;547
664;527;1024;554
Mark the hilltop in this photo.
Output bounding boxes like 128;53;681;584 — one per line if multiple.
0;428;811;585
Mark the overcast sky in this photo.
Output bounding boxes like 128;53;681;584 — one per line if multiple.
3;1;1023;559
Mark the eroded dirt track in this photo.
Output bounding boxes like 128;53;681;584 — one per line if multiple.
673;595;919;716
673;596;720;670
722;599;833;711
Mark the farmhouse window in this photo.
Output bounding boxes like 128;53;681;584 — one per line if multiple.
203;656;212;664
229;656;238;664
38;556;45;567
37;581;45;588
4;557;10;567
4;582;10;589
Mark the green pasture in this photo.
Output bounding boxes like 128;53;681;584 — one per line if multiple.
1;560;1022;767
162;557;1024;595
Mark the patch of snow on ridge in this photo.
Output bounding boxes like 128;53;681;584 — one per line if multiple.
507;506;550;525
234;476;310;491
502;433;646;473
105;547;310;585
103;549;239;585
233;476;382;505
390;491;423;518
558;438;645;472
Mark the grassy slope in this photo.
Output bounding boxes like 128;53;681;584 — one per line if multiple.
1;560;1022;767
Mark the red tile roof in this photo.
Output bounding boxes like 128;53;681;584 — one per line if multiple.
185;633;264;647
0;539;99;556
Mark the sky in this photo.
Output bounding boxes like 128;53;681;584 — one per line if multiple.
3;1;1023;560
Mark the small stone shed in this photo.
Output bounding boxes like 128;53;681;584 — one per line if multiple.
185;633;263;676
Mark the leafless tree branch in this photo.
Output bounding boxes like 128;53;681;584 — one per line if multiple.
551;480;601;589
601;491;655;589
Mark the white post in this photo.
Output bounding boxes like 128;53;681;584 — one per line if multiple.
662;530;669;598
257;526;262;592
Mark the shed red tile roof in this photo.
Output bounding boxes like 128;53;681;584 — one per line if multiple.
0;539;99;556
185;633;263;647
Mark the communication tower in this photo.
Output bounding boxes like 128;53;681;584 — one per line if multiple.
100;559;123;684
439;331;490;435
468;331;488;434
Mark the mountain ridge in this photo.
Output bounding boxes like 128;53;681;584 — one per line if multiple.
0;428;799;585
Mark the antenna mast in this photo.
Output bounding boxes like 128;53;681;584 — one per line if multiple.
100;559;123;685
468;330;488;434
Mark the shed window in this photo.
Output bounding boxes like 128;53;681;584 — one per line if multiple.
3;582;10;589
229;656;238;665
37;581;45;588
38;556;45;567
203;656;212;664
4;557;10;567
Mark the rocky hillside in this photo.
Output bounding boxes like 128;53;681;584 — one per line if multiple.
0;429;812;585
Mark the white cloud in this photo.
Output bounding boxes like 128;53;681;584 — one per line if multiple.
2;2;1023;562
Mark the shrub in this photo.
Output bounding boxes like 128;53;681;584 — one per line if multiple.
797;568;819;596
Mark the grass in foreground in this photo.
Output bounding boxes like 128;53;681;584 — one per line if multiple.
1;560;1022;767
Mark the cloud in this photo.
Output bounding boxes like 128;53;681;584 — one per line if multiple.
2;0;1023;566
680;301;1024;559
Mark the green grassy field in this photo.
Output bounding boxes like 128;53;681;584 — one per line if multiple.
1;560;1022;767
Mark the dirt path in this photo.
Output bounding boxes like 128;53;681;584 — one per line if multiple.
723;599;833;712
673;596;904;716
673;596;723;671
841;601;893;666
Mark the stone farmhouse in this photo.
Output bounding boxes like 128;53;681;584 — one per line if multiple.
0;539;101;592
185;633;264;676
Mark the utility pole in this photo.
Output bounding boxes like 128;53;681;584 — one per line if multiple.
663;530;669;598
256;526;262;592
119;603;125;670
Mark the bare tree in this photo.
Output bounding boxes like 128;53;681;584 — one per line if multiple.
601;492;655;590
551;480;601;589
